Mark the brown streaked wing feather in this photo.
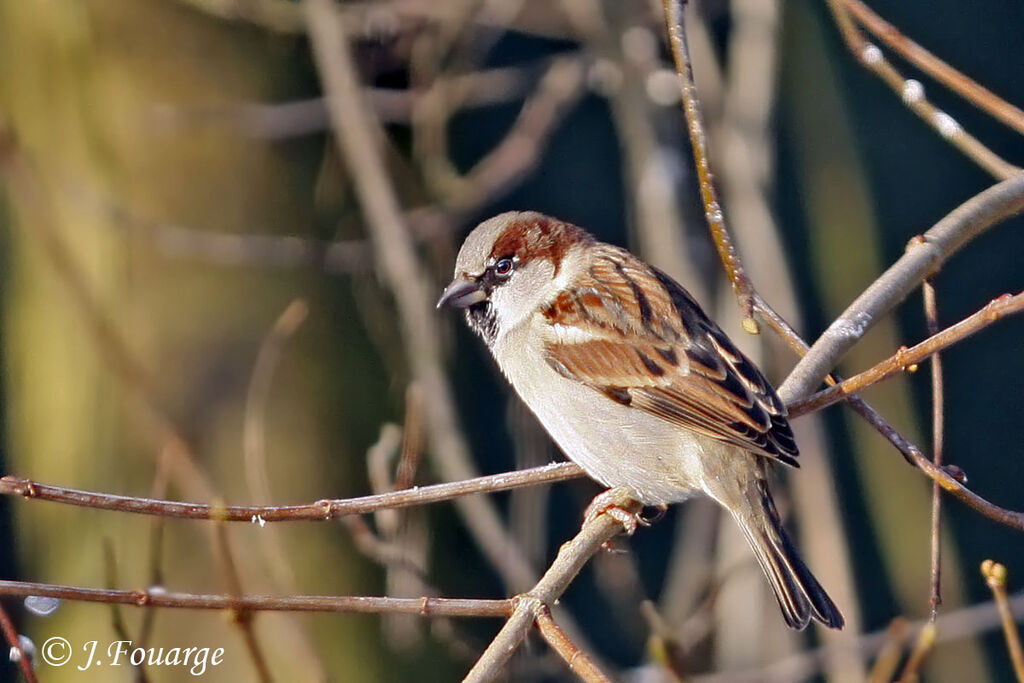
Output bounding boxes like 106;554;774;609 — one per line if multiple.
541;248;799;467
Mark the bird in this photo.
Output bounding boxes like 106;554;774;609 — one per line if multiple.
437;211;844;630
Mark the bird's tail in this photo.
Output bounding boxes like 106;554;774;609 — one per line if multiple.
730;478;845;630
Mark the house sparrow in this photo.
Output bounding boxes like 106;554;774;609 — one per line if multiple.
438;211;843;630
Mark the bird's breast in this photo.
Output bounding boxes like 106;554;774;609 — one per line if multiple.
490;322;710;505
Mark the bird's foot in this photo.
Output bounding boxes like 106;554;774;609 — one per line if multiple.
583;487;645;536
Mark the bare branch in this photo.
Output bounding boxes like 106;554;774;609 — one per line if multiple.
0;462;584;521
536;606;613;683
662;0;756;329
781;173;1024;403
826;0;1021;179
465;495;641;681
0;600;37;683
788;291;1024;417
0;580;510;618
842;0;1024;136
982;561;1024;680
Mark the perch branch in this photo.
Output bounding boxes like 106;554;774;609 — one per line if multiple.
0;462;584;521
464;496;640;681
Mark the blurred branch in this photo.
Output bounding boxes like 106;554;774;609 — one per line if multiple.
897;621;936;681
211;522;273;683
0;126;216;501
781;173;1024;402
788;290;1024;417
694;590;1024;682
465;496;640;681
826;0;1021;179
0;580;511;617
175;0;304;33
73;186;373;274
244;299;309;590
841;0;1024;136
0;600;37;683
152;64;540;137
0;462;584;521
982;560;1024;680
413;54;585;223
305;0;544;594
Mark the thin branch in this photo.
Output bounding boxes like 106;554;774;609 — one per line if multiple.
788;290;1024;417
464;494;641;682
244;299;309;591
923;280;944;622
103;540;150;682
0;462;584;521
842;0;1024;136
536;606;613;683
304;0;541;594
662;0;757;328
0;581;511;618
781;173;1024;403
0;600;37;683
826;0;1021;180
982;561;1024;681
211;522;273;683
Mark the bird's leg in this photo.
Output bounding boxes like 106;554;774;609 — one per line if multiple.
583;487;645;535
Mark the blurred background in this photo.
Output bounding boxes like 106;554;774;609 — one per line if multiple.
1;0;1022;680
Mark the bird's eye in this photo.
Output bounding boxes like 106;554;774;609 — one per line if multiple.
494;257;515;277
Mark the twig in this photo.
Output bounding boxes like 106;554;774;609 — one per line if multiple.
244;299;309;591
981;561;1024;681
0;462;584;521
211;522;273;683
0;600;37;683
923;281;944;622
787;290;1024;417
535;606;613;682
826;0;1021;180
841;0;1024;136
662;0;757;329
781;173;1024;403
0;581;511;617
103;540;149;682
304;0;541;594
464;495;641;681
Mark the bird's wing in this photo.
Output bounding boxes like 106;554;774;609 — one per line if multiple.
540;248;799;467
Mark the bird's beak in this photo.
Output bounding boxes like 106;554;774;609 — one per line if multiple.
436;277;486;309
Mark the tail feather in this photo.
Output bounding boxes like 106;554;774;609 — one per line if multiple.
734;479;844;630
